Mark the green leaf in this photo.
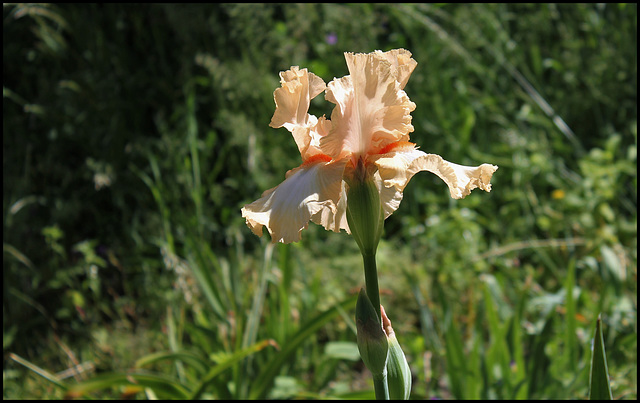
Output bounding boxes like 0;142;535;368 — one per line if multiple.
600;245;625;282
9;353;68;391
249;294;358;400
589;314;613;400
190;339;278;399
324;341;360;361
184;237;228;321
443;313;467;399
564;258;579;371
482;277;512;399
135;350;209;375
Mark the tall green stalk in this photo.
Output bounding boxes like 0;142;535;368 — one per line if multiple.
346;159;389;399
362;253;388;399
362;253;381;321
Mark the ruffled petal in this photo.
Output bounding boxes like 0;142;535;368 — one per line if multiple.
289;117;332;161
321;50;416;160
270;66;327;159
374;170;404;219
311;178;350;234
241;158;347;243
379;48;417;89
307;169;404;234
373;143;498;199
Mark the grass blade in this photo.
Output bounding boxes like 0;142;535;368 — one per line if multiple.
407;273;442;352
564;258;578;372
249;294;358;400
9;353;68;391
443;311;467;399
482;275;515;398
135;350;209;375
511;284;529;399
589;314;613;400
190;339;279;399
184;237;227;321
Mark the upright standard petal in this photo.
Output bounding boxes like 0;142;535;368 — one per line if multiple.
373;141;498;199
270;66;327;160
378;48;417;90
321;50;416;161
270;66;325;129
241;158;347;243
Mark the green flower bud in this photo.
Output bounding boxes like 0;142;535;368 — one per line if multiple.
346;158;384;256
356;289;388;376
382;306;412;400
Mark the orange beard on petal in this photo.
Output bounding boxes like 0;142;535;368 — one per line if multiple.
301;153;333;167
376;141;416;155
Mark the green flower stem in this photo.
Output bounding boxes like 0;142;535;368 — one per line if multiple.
363;252;388;400
362;252;381;323
346;159;388;399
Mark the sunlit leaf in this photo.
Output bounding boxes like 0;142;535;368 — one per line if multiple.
324;341;360;361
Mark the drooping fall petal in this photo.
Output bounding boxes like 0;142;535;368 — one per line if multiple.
310;180;350;234
373;142;498;199
241;158;347;243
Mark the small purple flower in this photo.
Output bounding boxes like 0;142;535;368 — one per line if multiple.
325;32;338;45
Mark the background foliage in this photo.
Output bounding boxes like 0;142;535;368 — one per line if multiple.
3;3;636;399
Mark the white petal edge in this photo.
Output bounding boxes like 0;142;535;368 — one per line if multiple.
241;159;347;243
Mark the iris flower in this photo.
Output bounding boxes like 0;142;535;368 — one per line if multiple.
242;49;497;243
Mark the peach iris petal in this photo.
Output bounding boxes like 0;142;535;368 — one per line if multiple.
321;51;416;161
308;170;403;236
270;66;325;129
270;66;328;160
374;170;404;219
379;48;417;89
311;180;350;233
374;145;498;199
241;159;347;244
